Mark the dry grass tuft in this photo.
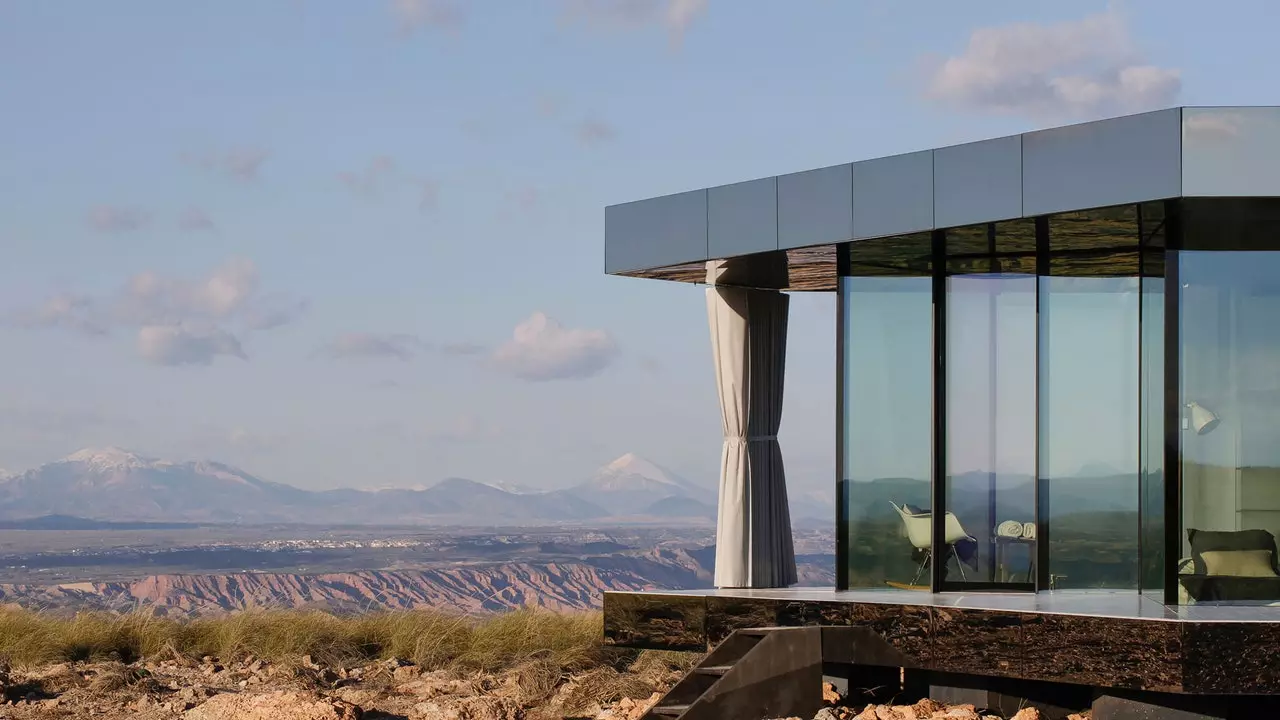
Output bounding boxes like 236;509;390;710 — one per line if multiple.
0;606;609;674
0;606;699;713
86;661;153;694
557;666;656;716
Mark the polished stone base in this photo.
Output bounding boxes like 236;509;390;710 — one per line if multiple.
604;588;1280;696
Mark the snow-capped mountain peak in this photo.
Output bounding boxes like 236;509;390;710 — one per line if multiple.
60;447;158;471
597;453;691;489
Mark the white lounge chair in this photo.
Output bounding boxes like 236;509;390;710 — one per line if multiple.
892;502;977;585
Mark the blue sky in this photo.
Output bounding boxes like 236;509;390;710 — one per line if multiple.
0;0;1276;493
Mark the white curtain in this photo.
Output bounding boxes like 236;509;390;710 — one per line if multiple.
707;285;797;588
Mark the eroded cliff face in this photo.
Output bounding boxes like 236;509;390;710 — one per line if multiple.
0;549;719;615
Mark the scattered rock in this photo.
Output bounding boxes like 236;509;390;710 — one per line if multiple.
596;692;662;720
394;664;425;682
411;695;521;720
183;690;361;720
822;682;842;705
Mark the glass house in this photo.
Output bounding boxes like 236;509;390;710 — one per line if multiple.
605;107;1280;608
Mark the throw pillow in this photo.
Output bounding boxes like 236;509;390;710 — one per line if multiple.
1187;528;1280;575
1201;549;1279;578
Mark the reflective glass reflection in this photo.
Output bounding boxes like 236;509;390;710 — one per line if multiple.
946;268;1037;586
1040;275;1140;589
840;242;932;590
1178;250;1280;605
1040;209;1141;590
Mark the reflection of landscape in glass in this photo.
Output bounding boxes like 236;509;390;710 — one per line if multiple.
1180;250;1280;582
841;273;931;588
840;204;1172;591
947;273;1036;585
1040;275;1139;590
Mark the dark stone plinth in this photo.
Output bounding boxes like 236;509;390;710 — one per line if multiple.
924;671;1091;719
602;590;1280;697
1092;692;1229;719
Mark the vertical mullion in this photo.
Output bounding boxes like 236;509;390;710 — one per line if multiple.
931;229;947;593
835;243;849;592
1035;215;1050;592
1163;199;1183;606
1136;203;1146;596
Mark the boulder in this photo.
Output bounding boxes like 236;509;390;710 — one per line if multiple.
183;690;361;720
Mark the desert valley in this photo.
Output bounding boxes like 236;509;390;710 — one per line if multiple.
0;448;834;616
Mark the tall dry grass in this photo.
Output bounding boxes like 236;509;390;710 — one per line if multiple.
0;607;611;672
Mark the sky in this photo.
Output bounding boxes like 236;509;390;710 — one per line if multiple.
1;0;1278;494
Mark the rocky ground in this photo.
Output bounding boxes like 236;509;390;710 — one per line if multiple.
0;654;1097;720
771;687;1094;720
0;650;684;720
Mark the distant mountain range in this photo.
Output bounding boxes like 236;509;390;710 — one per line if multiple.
0;448;753;526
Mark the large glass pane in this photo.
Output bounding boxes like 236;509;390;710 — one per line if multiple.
945;222;1037;586
1178;249;1280;605
841;234;932;590
1039;208;1140;590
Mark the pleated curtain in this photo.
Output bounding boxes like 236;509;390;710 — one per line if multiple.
706;285;797;589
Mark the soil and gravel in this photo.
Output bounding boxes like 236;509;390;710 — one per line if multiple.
0;649;682;719
0;656;1098;720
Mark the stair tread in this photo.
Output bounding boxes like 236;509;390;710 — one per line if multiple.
694;665;731;675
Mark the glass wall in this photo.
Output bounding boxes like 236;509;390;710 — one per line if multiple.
944;220;1037;587
1038;207;1140;589
1177;199;1280;605
840;234;933;589
834;197;1280;602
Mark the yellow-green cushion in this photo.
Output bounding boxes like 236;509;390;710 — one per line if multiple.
1201;549;1278;577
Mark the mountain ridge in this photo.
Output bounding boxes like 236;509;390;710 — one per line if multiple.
0;447;730;526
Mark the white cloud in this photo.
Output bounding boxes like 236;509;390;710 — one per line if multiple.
1183;111;1244;140
391;0;463;36
322;332;422;361
20;293;105;336
137;324;247;366
116;257;260;325
440;341;487;356
492;312;618;381
576;119;616;145
418;180;440;212
243;295;310;331
179;207;216;232
18;258;303;367
563;0;708;46
185;147;269;182
925;10;1180;120
87;205;149;233
338;155;396;195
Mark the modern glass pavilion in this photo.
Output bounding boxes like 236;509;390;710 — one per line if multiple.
605;107;1280;608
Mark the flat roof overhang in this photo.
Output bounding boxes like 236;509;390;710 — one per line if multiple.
604;106;1280;291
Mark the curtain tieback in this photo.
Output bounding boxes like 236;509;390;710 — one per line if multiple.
725;435;778;441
